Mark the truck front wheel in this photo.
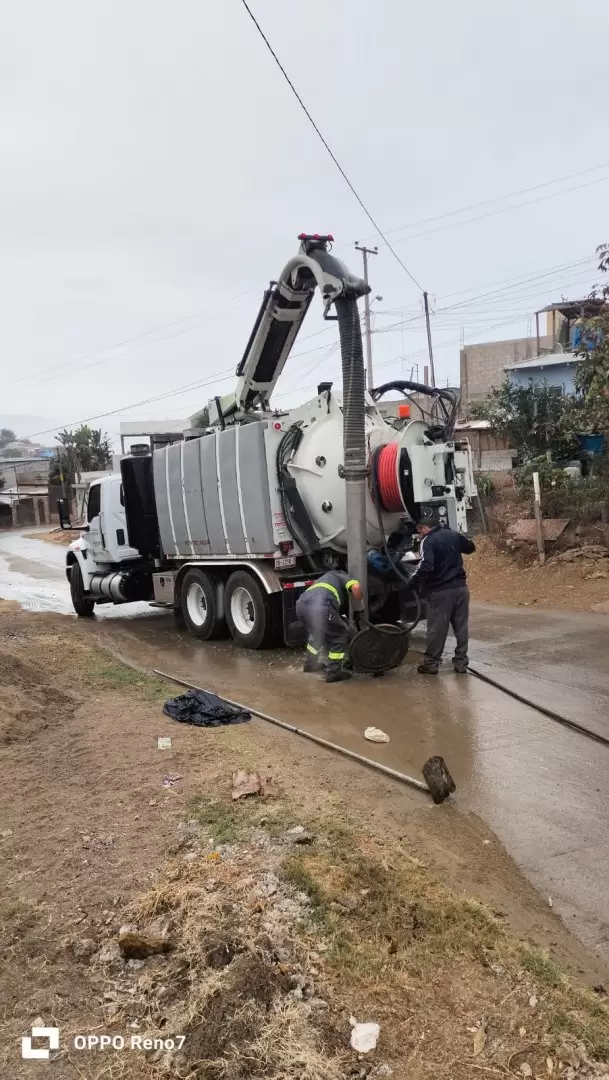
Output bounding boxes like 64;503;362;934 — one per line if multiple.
70;562;95;618
225;571;280;649
180;568;227;640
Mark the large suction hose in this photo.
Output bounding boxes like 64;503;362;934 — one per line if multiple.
335;295;369;612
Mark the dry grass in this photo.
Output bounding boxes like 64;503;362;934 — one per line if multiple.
89;796;609;1080
96;803;350;1079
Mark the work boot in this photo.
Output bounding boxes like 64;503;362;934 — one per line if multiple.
325;666;353;684
303;654;325;674
417;664;438;675
452;665;468;674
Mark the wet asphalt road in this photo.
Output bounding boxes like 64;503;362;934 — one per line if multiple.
2;528;609;962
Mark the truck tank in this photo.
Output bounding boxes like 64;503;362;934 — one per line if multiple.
150;391;435;563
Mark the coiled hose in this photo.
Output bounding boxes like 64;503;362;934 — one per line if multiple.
369;445;422;633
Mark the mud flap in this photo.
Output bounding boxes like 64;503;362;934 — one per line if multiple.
281;587;308;647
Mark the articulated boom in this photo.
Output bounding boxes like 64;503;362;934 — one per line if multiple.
208;234;369;426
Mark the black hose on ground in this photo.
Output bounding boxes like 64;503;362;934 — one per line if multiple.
467;665;609;748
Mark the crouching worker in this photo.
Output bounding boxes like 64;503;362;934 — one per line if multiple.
296;571;363;683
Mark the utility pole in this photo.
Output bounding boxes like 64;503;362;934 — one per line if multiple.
355;242;378;390
423;291;436;387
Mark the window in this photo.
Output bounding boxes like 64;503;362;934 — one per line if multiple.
87;484;101;522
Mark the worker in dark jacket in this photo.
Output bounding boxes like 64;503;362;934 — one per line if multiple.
296;570;363;683
413;523;475;674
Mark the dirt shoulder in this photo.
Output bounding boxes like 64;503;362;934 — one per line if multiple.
1;610;608;1079
24;528;78;546
468;536;609;612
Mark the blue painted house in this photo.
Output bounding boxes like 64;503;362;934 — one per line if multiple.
504;351;581;393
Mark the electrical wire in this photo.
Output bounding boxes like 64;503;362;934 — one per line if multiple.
366;262;599;340
239;0;424;294
21;334;351;441
9;303;256;391
384;175;609;249
21;368;237;440
374;257;595;321
4;291;256;389
359;162;609;244
438;255;595;303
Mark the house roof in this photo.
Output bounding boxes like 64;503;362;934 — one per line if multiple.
504;351;579;372
0;456;50;466
537;298;607;317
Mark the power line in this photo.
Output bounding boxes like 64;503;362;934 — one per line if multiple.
4;290;256;389
385;175;609;249
361;162;609;244
7;284;343;392
410;257;593;307
373;313;541;375
239;0;424;294
20;329;351;441
9;302;256;390
22;368;236;440
367;257;597;337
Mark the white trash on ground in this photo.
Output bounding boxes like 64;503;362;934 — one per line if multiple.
350;1018;380;1053
364;727;390;744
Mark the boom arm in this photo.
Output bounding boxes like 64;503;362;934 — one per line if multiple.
231;235;369;415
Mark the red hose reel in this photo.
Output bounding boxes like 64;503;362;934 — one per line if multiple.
374;442;404;513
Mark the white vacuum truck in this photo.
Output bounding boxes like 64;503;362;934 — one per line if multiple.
61;234;477;651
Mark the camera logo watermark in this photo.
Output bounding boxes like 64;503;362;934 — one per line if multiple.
21;1024;185;1062
21;1027;59;1060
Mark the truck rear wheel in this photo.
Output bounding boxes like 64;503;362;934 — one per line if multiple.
225;571;280;649
70;561;95;618
180;568;227;640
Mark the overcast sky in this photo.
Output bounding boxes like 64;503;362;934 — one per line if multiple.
2;0;608;447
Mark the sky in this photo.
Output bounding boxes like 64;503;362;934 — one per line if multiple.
1;0;608;449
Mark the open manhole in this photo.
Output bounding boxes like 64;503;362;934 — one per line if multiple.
349;623;409;674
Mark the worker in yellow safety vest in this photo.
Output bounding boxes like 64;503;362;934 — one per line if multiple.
295;570;363;683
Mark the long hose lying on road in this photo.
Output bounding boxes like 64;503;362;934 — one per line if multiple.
466;664;609;749
153;669;432;796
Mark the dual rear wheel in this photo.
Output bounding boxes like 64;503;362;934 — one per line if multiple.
179;568;280;649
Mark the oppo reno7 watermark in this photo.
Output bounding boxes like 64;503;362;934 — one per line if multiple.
21;1024;185;1060
73;1034;186;1052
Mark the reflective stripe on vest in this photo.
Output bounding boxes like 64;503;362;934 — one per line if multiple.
307;581;340;603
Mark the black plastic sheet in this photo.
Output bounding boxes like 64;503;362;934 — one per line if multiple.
163;689;251;728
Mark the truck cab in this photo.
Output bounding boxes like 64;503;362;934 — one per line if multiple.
84;476;140;567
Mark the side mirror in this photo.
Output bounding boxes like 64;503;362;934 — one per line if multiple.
57;498;73;530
